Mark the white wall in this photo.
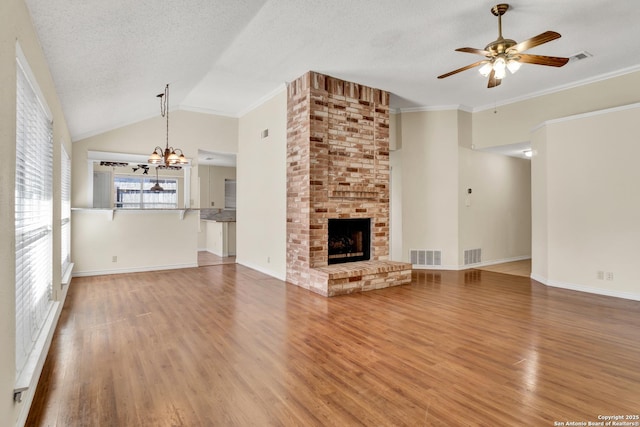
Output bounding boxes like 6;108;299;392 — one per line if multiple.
390;150;403;261
198;165;236;209
531;126;549;285
399;110;460;268
1;0;73;424
396;109;531;269
390;112;403;261
237;88;287;280
472;70;640;149
532;104;640;300
458;148;531;266
72;210;199;275
73;110;238;208
71;110;238;276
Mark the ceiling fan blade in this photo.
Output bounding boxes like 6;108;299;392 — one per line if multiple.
437;61;487;79
455;47;490;56
517;53;569;67
508;31;561;53
487;69;501;88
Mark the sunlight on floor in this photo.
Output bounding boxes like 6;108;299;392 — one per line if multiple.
476;259;531;277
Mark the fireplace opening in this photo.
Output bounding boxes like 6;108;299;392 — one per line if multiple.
328;218;371;265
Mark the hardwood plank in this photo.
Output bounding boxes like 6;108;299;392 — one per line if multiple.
476;259;531;277
27;266;640;426
198;250;236;267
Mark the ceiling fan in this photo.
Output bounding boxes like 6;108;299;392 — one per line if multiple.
437;3;569;88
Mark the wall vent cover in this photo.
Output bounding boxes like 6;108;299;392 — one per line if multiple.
410;249;442;266
464;248;482;265
568;50;593;63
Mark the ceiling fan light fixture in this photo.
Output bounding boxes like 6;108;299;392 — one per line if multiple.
479;62;493;77
437;4;569;88
507;58;521;74
493;57;507;79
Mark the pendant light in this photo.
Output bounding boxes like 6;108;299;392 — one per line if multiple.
148;84;188;167
150;167;164;192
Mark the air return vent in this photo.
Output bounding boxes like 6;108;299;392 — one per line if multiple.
410;250;442;266
568;51;592;63
464;248;482;265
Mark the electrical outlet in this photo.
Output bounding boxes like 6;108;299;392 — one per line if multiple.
597;271;604;280
606;272;614;281
112;256;117;263
211;201;214;206
267;256;271;263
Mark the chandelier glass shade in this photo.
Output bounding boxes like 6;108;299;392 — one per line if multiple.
148;84;188;167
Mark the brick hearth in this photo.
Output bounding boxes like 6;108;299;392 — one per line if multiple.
286;71;411;296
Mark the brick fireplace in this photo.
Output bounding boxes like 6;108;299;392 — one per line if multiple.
286;71;411;296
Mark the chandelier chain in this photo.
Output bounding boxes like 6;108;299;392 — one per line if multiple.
149;83;187;168
159;84;169;149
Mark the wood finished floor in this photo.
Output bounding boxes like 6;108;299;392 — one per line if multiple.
27;265;640;426
476;259;531;277
197;251;236;267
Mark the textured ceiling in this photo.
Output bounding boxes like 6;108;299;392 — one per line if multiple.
25;0;640;141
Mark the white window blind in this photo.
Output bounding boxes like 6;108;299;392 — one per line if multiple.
114;175;178;208
15;59;54;377
61;144;71;278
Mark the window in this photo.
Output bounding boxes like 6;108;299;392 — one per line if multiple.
224;179;236;210
114;175;178;208
61;144;71;280
15;56;54;377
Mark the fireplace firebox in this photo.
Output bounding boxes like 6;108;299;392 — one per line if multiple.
328;218;371;265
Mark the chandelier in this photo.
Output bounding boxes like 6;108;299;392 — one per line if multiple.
148;84;188;167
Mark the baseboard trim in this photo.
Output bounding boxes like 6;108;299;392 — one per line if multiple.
531;273;640;302
411;264;459;271
411;255;531;271
72;263;198;277
236;258;286;281
461;255;531;270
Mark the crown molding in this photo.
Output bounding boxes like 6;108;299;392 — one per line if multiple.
399;104;473;114
531;101;640;134
473;64;640;113
236;83;287;117
178;104;238;118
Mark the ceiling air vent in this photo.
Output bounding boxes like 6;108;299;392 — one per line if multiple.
568;51;593;63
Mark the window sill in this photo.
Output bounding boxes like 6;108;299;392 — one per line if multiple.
71;208;198;220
